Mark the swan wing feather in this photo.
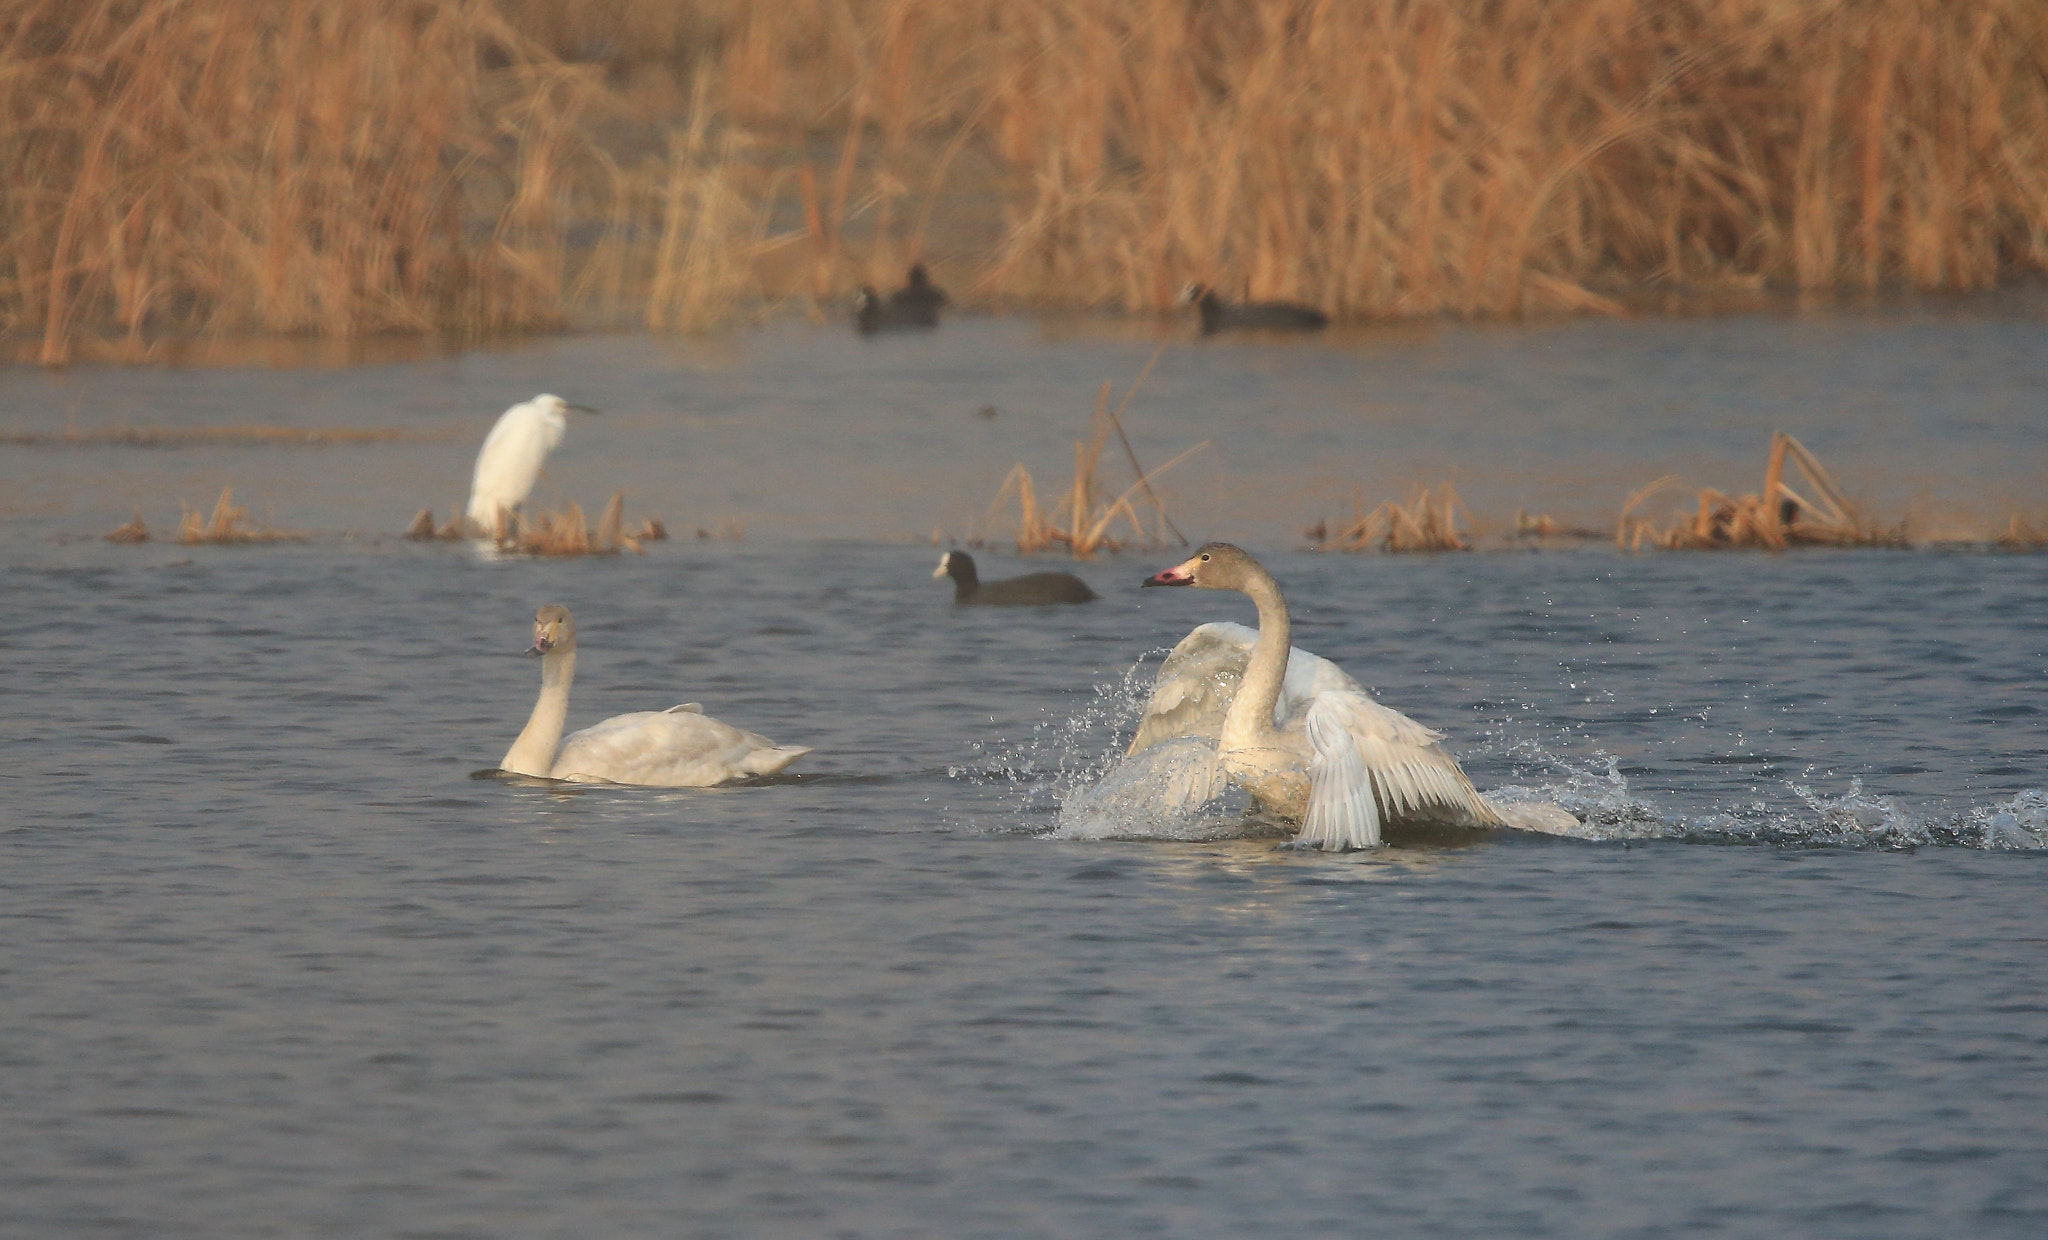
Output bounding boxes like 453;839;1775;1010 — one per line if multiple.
1300;698;1382;849
1308;689;1502;829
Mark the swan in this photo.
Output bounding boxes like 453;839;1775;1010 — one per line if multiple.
1179;282;1328;335
499;604;810;786
1128;543;1575;848
466;394;598;535
934;550;1097;605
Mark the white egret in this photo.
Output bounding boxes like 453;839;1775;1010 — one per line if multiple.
465;394;597;535
1124;543;1575;848
499;605;810;786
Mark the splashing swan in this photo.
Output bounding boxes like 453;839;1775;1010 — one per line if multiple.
1128;543;1576;848
499;605;809;786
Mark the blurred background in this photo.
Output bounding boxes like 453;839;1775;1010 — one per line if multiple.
6;0;2048;361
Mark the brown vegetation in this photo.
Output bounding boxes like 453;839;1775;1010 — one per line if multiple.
174;488;302;544
1617;432;1906;551
491;492;654;556
1308;483;1472;554
977;357;1200;557
7;426;430;448
9;1;2048;357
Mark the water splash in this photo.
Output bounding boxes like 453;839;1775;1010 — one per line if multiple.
966;658;2048;852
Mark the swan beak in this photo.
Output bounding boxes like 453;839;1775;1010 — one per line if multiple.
526;633;554;656
1142;564;1194;587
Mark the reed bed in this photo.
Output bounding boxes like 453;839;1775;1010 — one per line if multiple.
0;0;615;362
12;1;2048;356
1617;432;1905;551
1308;483;1472;554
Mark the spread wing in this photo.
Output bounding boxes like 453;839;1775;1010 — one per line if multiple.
1294;689;1502;848
1127;622;1358;756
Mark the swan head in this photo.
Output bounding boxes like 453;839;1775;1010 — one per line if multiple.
527;603;577;657
1142;542;1261;590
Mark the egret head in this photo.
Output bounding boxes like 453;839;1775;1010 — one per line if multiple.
528;604;577;656
531;393;599;418
1142;542;1259;590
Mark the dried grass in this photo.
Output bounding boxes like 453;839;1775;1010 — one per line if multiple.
12;1;2048;355
0;0;614;362
1310;483;1472;553
490;491;650;556
1996;513;2047;552
105;508;149;543
1617;432;1906;551
978;353;1201;557
174;488;301;544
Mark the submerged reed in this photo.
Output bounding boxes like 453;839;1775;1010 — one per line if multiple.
1618;432;1906;551
1310;483;1472;554
977;356;1200;557
174;488;301;545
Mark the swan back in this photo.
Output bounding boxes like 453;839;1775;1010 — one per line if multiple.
553;709;810;785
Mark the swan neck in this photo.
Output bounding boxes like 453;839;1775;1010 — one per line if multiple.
502;648;574;777
1224;570;1291;744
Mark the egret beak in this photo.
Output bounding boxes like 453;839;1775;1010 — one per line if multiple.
1142;563;1194;587
566;404;601;416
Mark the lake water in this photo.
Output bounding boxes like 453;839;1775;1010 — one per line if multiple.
2;305;2045;1238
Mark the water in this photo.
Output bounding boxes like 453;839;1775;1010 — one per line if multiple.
2;307;2045;1238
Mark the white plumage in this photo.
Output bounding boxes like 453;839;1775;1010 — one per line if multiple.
1128;544;1577;849
466;394;590;533
499;604;809;786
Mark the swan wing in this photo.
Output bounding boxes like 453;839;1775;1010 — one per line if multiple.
1128;622;1358;755
1299;698;1382;850
1298;688;1502;836
553;709;808;786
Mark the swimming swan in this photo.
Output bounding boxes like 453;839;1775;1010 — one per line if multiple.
1131;543;1576;848
499;604;809;786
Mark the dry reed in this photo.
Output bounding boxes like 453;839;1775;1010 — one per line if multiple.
105;508;149;543
490;492;650;556
174;488;301;545
12;1;2048;356
1617;432;1905;551
977;356;1200;557
0;0;615;362
1310;483;1472;553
